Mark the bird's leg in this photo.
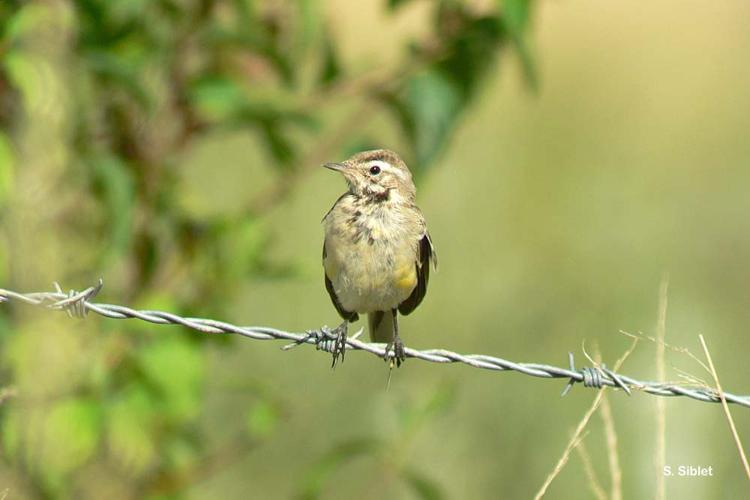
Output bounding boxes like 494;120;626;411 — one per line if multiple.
328;318;350;368
384;309;406;368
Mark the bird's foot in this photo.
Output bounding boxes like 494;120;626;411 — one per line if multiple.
384;336;406;369
326;320;349;368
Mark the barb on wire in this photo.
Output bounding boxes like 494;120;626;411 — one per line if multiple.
1;280;749;409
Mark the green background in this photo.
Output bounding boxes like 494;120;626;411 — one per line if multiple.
0;0;749;498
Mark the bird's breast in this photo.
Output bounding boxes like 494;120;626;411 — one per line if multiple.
324;201;419;313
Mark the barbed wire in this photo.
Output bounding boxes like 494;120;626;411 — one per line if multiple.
1;280;749;409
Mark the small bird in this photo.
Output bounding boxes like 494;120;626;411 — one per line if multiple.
321;149;436;367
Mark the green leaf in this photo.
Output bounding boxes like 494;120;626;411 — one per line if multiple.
109;0;149;23
435;14;504;100
261;42;296;87
258;120;297;166
189;76;246;122
107;385;158;474
231;0;257;27
138;336;205;421
403;468;445;500
501;0;530;34
296;0;320;52
385;7;517;171
299;438;381;500
388;0;416;10
246;399;279;438
3;52;47;113
190;79;313;168
0;2;20;37
5;3;72;42
85;49;152;108
318;29;342;87
401;70;463;171
500;0;537;90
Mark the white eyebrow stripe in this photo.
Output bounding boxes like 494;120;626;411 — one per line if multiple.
369;160;406;180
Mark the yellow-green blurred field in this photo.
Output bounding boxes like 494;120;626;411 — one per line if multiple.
1;1;749;499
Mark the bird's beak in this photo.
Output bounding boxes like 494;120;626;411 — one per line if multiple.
323;162;347;172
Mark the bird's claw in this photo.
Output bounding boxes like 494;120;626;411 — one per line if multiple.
327;322;348;369
384;337;406;368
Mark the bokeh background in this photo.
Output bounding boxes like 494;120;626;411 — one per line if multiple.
1;0;749;498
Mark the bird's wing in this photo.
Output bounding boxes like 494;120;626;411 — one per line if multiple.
323;241;358;321
398;231;436;316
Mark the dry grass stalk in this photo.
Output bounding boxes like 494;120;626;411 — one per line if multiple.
575;428;607;500
655;276;669;500
599;392;622;500
533;338;639;499
698;335;750;480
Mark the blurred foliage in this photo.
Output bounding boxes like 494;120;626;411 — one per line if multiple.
0;0;534;497
298;383;457;500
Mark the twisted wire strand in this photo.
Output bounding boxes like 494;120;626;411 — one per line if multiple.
1;281;749;409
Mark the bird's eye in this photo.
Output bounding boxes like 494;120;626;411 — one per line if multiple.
369;165;381;175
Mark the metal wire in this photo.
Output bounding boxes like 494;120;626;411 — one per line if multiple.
1;280;748;409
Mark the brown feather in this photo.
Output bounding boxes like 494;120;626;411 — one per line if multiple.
398;232;435;316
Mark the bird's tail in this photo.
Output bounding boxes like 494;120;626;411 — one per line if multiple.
368;311;394;343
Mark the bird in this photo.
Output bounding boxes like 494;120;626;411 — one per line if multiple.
321;149;437;368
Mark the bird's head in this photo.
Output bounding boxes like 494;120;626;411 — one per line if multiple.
323;149;416;202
